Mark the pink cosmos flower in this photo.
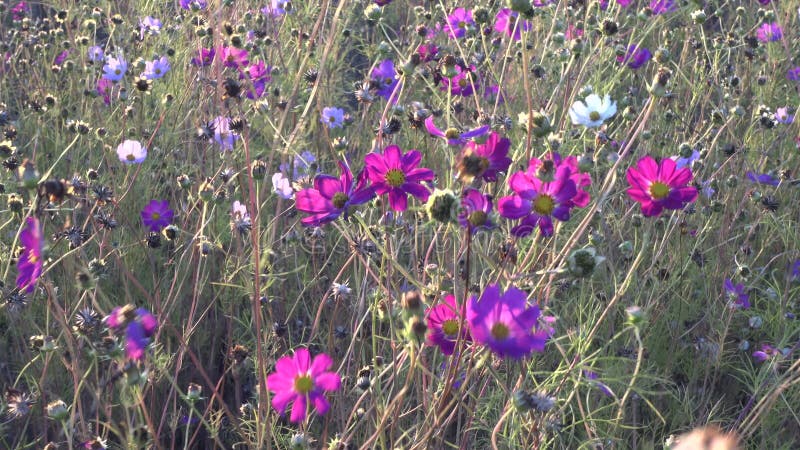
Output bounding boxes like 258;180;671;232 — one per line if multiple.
493;9;531;41
219;46;249;69
364;145;435;211
425;294;471;355
757;22;782;42
16;217;43;293
266;348;341;423
626;156;698;217
295;162;375;226
456;132;512;183
526;153;591;208
467;284;549;359
424;116;489;146
445;8;474;39
458;189;494;235
441;64;479;96
141;200;174;232
498;164;578;237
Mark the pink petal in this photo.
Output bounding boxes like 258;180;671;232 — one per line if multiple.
310;353;333;376
315;372;341;391
289;394;307;423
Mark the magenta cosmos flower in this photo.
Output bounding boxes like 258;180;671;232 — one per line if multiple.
441;64;479;96
494;9;531;41
467;284;549;359
498;164;578;237
141;200;174;232
371;59;399;101
191;47;214;66
617;45;651;69
445;8;474;39
458;189;494;234
526;153;591;208
106;306;158;361
16;217;43;293
266;348;342;423
626;156;698;217
757;23;782;42
426;294;471;355
456;132;512;183
219;46;249;69
365;145;435;211
295;162;375;226
424;116;489;146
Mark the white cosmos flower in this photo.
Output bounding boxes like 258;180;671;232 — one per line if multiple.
569;94;617;128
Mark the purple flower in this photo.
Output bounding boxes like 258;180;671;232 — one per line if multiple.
272;173;294;199
295;162;375;227
96;78;112;105
262;0;292;16
788;66;800;81
87;46;104;63
425;294;470;355
220;47;249;69
280;151;317;179
142;56;169;80
445;8;474;39
494;9;531;41
456;132;512;183
179;0;207;10
789;260;800;283
757;22;783;42
116;140;147;164
54;49;70;67
467;284;549;359
139;16;162;39
266;348;341;423
16;217;43;293
106;306;157;361
616;45;651;69
211;116;238;151
364;145;435;211
371;59;399;101
498;164;579;237
441;64;479;97
321;107;345;129
102;52;127;82
424;116;489;146
141;200;174;232
673;150;700;170
584;371;614;397
649;0;676;14
775;107;794;124
746;171;780;186
191;47;215;67
240;61;271;99
458;189;494;234
724;279;750;309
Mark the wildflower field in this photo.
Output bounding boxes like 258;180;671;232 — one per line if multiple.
2;0;800;448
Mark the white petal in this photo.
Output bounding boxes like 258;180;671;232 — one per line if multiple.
585;94;602;111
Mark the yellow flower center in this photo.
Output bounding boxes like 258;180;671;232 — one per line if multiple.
28;254;39;264
458;78;468;88
150;212;161;221
126;153;136;161
649;181;670;200
491;322;510;340
442;319;459;337
294;374;313;394
468;211;488;227
532;194;555;216
332;192;349;209
458;21;466;29
385;169;406;187
445;128;461;139
589;111;601;121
